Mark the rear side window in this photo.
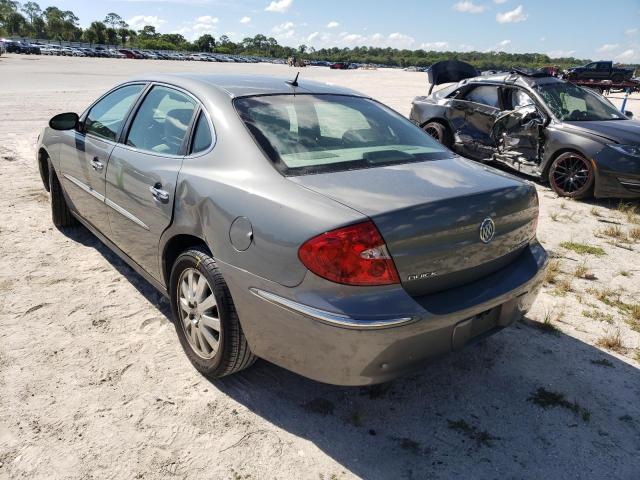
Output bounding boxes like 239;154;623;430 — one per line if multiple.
190;112;213;154
463;85;500;108
85;84;144;141
126;86;197;155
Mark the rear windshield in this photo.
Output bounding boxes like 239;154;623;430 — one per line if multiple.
234;94;451;175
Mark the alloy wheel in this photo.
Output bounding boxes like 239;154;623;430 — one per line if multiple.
550;153;593;197
423;122;445;143
177;268;220;359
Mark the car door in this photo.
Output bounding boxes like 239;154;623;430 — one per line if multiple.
594;62;611;80
448;84;501;159
58;83;145;234
491;88;544;165
105;84;198;279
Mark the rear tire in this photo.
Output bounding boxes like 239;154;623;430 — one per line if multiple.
48;161;78;228
611;74;623;84
170;247;256;379
548;152;594;199
422;121;452;148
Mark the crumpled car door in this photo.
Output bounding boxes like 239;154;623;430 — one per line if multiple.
449;99;502;160
490;105;543;166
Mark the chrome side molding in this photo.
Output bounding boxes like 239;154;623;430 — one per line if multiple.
249;287;415;330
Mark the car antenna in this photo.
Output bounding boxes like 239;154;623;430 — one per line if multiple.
286;71;300;87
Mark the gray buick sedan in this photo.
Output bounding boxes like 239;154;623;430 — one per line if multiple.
37;74;548;385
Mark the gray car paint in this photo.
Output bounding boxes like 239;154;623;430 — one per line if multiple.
410;73;640;198
37;73;548;385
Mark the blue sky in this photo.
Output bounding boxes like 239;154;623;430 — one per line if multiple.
45;0;639;61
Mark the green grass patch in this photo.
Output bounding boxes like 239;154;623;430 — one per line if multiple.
560;242;605;256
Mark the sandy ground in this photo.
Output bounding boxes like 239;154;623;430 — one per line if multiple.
0;54;639;480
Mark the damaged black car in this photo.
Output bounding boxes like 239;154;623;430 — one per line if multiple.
410;60;640;199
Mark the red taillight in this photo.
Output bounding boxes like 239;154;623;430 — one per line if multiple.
298;221;400;286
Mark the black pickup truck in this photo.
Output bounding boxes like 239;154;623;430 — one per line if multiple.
564;61;635;83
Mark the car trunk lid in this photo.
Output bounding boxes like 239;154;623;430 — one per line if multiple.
290;158;538;296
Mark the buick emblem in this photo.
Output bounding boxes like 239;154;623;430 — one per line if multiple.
479;217;495;244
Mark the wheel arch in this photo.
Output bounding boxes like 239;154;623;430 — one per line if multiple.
542;147;594;182
420;116;452;132
38;147;51;192
162;234;212;289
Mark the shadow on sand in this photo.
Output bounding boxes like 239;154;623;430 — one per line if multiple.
61;223;640;479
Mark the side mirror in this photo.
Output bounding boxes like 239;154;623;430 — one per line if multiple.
625;110;633;119
49;112;79;131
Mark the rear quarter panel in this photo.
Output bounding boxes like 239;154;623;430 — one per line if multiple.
161;93;364;288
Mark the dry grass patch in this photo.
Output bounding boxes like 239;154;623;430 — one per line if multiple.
530;310;562;335
553;278;573;296
574;262;596;280
601;224;626;240
528;387;591;422
590;207;602;217
625;305;640;333
582;309;614;323
560;241;605;256
550;212;559;222
544;259;562;285
617;201;639;224
596;328;624;353
618;270;631;277
630;227;640;241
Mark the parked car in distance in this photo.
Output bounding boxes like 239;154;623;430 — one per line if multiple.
411;60;640;199
118;49;141;59
37;74;547;385
564;61;635;83
1;39;38;54
330;62;350;69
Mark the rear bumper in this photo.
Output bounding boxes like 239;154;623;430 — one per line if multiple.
219;241;548;386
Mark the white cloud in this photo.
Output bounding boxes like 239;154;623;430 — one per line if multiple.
265;0;293;13
240;16;251;24
342;33;367;45
625;28;638;35
597;43;619;53
192;15;219;34
496;5;527;23
459;43;475;51
548;49;575;58
307;32;319;42
616;49;637;62
319;31;414;49
490;39;511;51
494;0;508;3
171;27;192;36
272;21;294;33
387;32;415;49
326;21;339;28
453;1;486;14
420;41;449;51
127;15;167;30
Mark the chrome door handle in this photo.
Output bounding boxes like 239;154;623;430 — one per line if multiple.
149;184;169;203
90;157;104;171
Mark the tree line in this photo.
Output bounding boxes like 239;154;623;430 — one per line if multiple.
0;0;600;70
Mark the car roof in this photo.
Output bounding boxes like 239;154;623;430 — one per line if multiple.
461;72;564;89
125;73;367;99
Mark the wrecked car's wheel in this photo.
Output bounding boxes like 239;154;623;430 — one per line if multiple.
170;247;256;379
422;121;451;147
611;74;623;84
548;152;594;199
